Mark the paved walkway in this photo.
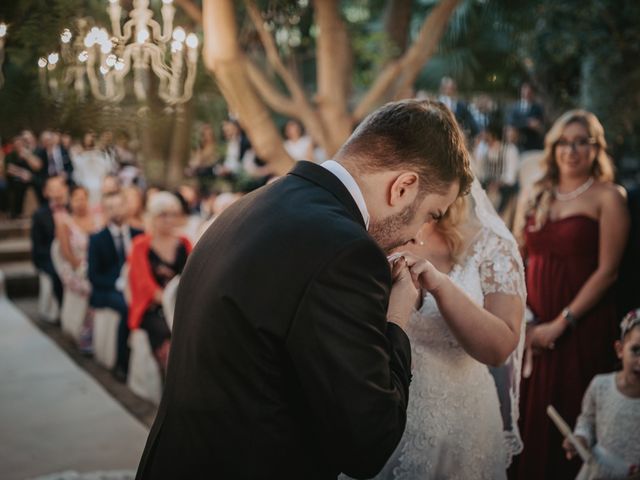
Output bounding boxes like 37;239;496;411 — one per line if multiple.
0;295;149;480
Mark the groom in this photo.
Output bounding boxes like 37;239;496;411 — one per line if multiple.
136;99;473;479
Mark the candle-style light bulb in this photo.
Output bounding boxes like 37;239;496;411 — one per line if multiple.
60;28;72;43
186;33;198;49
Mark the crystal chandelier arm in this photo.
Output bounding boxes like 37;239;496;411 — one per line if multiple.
147;44;173;82
159;2;175;43
170;55;197;105
107;2;123;39
85;49;112;101
115;45;134;78
147;46;173;103
121;17;135;43
148;19;164;43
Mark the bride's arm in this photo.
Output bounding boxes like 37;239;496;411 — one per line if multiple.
402;250;523;367
433;281;522;366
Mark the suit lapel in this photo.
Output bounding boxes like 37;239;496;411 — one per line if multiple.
288;161;366;229
101;228;120;265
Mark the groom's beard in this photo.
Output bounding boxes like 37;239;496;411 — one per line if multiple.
369;200;419;253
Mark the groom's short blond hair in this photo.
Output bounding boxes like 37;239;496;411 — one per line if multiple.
337;99;473;197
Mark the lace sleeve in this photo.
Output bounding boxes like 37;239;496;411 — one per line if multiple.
478;232;524;297
573;376;599;446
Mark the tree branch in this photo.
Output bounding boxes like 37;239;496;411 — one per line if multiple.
353;0;461;121
393;0;461;97
245;59;298;117
174;0;202;25
203;0;294;175
244;0;307;104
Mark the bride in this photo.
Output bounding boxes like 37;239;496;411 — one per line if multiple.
374;179;526;479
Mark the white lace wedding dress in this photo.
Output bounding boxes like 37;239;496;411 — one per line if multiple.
375;226;524;480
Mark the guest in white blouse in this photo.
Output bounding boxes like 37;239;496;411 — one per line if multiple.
564;309;640;479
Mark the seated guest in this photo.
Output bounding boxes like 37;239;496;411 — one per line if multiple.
6;134;42;218
35;130;74;184
123;185;145;231
128;192;192;375
31;176;68;307
88;190;143;381
54;185;99;296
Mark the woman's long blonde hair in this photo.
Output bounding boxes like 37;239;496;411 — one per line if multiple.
517;109;614;244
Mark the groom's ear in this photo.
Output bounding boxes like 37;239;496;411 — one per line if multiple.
389;172;419;207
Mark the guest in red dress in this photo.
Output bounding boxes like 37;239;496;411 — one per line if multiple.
511;110;630;479
128;191;192;375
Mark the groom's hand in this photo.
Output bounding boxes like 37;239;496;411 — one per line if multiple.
387;257;419;330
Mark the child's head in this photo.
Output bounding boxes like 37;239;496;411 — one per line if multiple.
616;309;640;376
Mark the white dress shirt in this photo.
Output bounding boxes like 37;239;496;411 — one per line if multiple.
321;160;370;229
108;223;133;257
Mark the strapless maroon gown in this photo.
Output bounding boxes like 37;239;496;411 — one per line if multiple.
512;215;618;480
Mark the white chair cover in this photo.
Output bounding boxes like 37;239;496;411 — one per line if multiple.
92;308;119;369
60;288;88;343
127;329;162;405
38;272;59;323
161;275;180;331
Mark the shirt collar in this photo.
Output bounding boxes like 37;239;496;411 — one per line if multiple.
321;160;370;229
108;223;130;237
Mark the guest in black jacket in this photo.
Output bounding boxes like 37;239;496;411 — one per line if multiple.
506;82;545;152
31;175;68;307
34;131;74;196
88;190;143;381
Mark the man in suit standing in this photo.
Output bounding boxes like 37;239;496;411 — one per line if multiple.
31;175;68;307
35;130;74;190
136;99;474;479
438;76;479;140
88;190;143;381
506;81;545;152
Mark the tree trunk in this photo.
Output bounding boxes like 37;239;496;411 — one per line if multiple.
353;0;461;121
202;0;294;175
314;0;354;156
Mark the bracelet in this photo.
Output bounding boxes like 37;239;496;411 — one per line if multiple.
561;307;577;328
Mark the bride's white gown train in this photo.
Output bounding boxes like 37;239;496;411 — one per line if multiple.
376;227;522;480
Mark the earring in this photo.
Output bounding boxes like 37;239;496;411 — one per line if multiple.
419;241;425;246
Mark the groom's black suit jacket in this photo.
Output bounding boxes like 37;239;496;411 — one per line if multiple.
136;161;412;480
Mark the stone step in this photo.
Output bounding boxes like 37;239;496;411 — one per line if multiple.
0;237;32;263
0;218;31;240
1;261;39;298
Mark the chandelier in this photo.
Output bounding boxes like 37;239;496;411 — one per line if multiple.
0;22;7;88
37;0;198;106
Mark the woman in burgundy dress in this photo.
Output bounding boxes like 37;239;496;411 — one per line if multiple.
511;110;629;479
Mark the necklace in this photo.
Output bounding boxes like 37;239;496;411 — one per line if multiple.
554;177;594;202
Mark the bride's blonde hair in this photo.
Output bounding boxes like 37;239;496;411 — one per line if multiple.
434;195;468;262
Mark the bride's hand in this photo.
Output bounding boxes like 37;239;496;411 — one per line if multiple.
393;252;447;294
528;317;567;350
387;258;419;330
